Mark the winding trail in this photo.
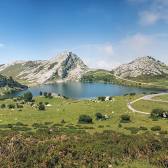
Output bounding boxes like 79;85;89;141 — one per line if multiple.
127;92;168;115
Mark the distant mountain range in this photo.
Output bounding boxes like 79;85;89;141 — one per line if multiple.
0;52;167;88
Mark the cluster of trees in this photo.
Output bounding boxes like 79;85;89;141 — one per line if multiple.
40;91;52;98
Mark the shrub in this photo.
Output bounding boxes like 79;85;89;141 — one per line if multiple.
44;92;48;97
151;109;168;119
38;103;45;111
118;123;122;128
47;155;59;168
98;96;106;101
23;92;33;102
159;130;167;134
61;119;65;124
1;104;6;108
139;126;148;131
78;115;93;124
120;114;131;123
95;113;104;120
48;92;52;98
125;127;140;134
129;93;136;96
16;103;23;108
151;126;161;131
45;102;49;105
7;104;15;109
109;96;113;100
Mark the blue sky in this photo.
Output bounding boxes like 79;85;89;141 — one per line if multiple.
0;0;168;69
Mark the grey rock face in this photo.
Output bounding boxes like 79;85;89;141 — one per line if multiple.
114;56;168;78
0;51;88;84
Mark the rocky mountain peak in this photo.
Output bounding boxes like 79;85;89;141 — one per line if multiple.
0;51;88;84
114;56;168;78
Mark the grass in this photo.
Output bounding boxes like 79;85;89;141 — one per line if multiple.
0;95;167;167
0;94;167;134
153;94;168;101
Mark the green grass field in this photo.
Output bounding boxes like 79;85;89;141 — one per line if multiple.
153;94;168;101
0;94;167;167
0;94;167;134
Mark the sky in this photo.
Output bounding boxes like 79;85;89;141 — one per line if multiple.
0;0;168;69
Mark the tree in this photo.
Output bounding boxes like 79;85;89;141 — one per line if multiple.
48;92;52;98
44;92;48;98
39;91;43;96
23;92;33;102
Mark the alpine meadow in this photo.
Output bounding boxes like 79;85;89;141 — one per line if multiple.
0;0;168;168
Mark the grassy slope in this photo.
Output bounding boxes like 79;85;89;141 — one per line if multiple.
153;94;168;101
81;70;168;90
0;95;167;134
0;63;33;86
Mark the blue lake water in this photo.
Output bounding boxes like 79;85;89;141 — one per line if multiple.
12;82;155;99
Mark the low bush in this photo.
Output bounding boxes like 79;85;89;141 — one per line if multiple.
125;127;140;134
151;108;168;119
129;93;136;96
95;113;104;120
1;104;6;108
139;126;148;131
78;115;93;124
98;96;106;101
7;104;15;109
120;114;131;123
151;126;161;131
38;103;45;111
159;130;167;134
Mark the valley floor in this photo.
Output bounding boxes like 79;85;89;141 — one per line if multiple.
0;93;167;134
0;94;167;167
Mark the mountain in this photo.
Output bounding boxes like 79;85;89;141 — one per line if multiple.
0;51;88;85
0;74;27;96
114;56;168;78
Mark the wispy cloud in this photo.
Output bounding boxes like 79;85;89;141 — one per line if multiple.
72;43;119;70
128;0;168;26
0;43;5;48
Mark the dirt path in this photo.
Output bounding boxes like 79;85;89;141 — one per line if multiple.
127;92;168;115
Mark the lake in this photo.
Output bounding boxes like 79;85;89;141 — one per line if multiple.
12;82;156;99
